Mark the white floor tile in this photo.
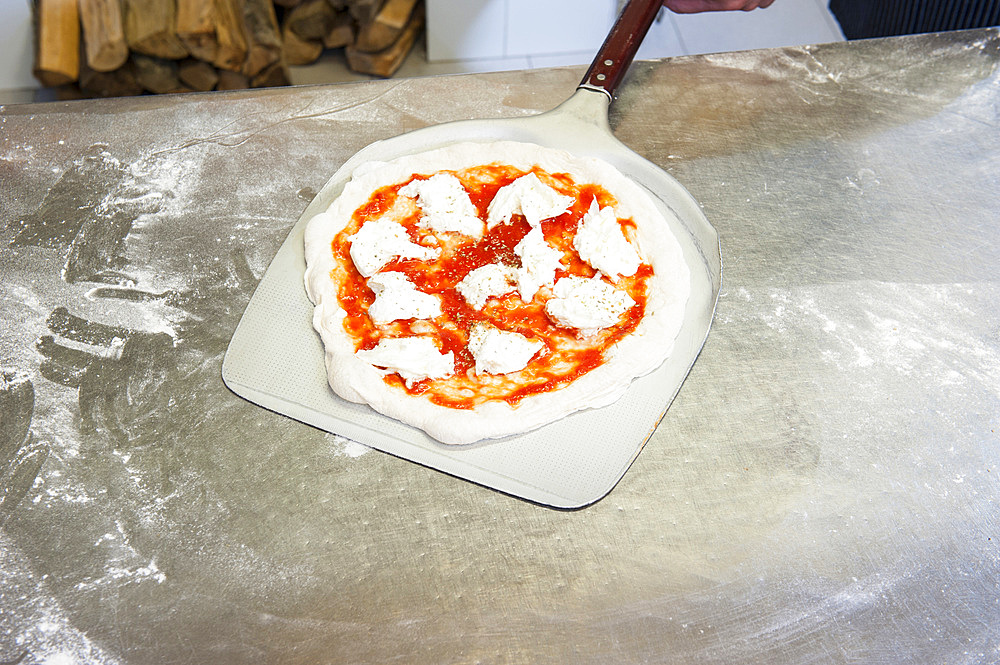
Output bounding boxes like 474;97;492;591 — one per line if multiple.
288;51;373;86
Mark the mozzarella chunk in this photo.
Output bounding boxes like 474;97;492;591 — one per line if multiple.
468;323;544;375
544;275;635;337
399;173;485;240
355;337;454;387
574;199;641;282
486;173;572;229
456;263;518;310
367;271;441;324
514;226;564;302
348;218;440;277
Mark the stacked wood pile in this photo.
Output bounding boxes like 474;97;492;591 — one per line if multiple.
32;0;424;98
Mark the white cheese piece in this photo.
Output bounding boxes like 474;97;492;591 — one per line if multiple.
355;336;454;387
348;218;440;277
514;226;564;302
456;263;518;310
468;323;544;375
486;173;572;229
367;271;442;324
544;275;635;337
574;199;642;282
398;173;485;240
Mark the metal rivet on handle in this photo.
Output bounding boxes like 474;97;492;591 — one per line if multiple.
604;59;613;66
596;74;606;81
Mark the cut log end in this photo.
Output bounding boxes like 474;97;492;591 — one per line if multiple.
33;0;425;96
33;0;82;86
346;0;423;77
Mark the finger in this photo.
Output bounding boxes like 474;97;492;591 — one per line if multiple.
663;0;771;11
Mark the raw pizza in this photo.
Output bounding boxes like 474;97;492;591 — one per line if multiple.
304;141;690;444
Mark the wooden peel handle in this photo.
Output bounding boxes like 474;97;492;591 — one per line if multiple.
581;0;664;99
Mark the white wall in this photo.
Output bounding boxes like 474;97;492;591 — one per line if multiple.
426;0;620;62
1;0;38;91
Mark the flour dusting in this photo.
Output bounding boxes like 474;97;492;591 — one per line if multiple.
738;282;1000;396
331;435;371;458
1;536;122;665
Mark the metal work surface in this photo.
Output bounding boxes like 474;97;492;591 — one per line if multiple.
2;29;998;664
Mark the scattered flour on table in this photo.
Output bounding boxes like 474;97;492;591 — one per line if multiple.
730;282;999;393
329;434;371;458
1;536;122;665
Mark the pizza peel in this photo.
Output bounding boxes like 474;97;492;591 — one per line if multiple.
223;0;721;508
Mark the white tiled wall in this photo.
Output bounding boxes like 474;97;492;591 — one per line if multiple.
427;0;844;67
668;0;844;54
504;0;618;57
0;1;37;92
426;0;509;61
427;0;620;62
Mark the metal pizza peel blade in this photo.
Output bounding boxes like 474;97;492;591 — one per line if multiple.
223;0;721;508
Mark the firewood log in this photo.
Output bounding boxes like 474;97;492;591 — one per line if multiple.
79;57;142;97
351;0;417;52
281;22;323;66
216;69;250;90
132;53;185;93
32;0;80;86
323;10;355;49
178;58;220;91
347;0;386;25
123;0;188;59
242;0;282;77
285;0;337;40
251;61;290;88
213;0;249;71
79;0;129;72
346;0;422;77
176;0;217;62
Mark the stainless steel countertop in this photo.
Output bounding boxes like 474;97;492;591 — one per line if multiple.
2;28;998;664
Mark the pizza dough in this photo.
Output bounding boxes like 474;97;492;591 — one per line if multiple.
303;141;690;445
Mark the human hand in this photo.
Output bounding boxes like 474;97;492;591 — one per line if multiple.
663;0;775;12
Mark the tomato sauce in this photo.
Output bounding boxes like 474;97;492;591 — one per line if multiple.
331;165;652;408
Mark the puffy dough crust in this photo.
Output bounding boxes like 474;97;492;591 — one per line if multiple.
303;141;690;445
